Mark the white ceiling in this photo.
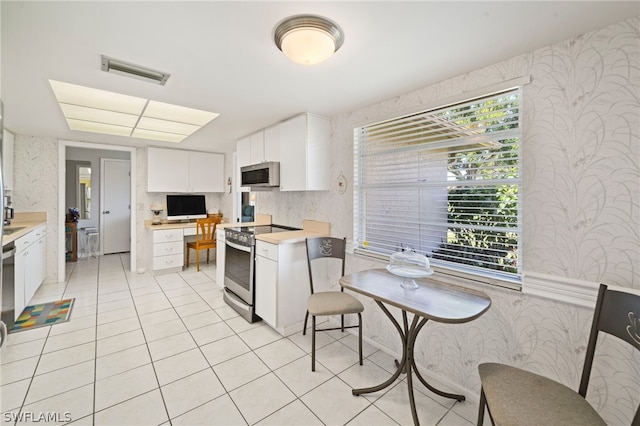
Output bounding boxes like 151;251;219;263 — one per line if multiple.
2;1;638;153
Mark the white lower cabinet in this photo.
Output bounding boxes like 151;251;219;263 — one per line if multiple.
215;228;225;288
150;229;184;273
254;240;310;335
14;225;47;318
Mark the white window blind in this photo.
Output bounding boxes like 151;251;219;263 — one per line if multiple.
353;87;522;284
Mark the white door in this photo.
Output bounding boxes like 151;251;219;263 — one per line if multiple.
101;159;131;254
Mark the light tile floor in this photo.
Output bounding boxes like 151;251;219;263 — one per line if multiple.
1;254;482;425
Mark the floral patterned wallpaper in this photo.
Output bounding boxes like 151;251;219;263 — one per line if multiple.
11;16;638;425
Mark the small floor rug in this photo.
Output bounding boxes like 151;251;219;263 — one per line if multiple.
9;298;75;333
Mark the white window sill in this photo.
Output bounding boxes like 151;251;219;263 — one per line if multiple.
522;271;600;309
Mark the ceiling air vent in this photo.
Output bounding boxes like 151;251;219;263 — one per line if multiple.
101;55;170;86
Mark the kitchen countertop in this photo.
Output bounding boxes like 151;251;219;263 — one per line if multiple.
3;212;47;246
148;215;331;244
255;220;331;244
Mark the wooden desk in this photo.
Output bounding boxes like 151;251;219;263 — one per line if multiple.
340;268;492;426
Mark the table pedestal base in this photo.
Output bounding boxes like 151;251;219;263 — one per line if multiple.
351;301;465;426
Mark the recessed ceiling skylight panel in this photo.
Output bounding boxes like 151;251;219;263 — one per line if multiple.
49;78;219;142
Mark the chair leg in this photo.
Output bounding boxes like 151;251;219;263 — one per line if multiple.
185;247;190;268
341;314;345;332
311;316;316;372
303;311;309;336
358;312;363;365
196;250;200;272
206;249;210;264
478;387;486;426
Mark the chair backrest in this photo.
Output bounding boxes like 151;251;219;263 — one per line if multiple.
579;284;640;423
195;217;218;242
305;237;346;295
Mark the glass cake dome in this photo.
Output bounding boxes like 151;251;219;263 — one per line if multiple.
387;248;433;289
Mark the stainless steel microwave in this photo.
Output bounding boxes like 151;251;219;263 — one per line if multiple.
241;162;280;187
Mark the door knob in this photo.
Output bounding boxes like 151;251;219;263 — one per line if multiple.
103;210;110;214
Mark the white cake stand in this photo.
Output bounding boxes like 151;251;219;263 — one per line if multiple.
386;265;434;289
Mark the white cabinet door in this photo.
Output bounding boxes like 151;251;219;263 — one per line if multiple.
254;240;309;335
147;147;189;192
279;115;307;191
14;247;26;319
188;151;224;192
255;246;278;327
148;148;224;192
263;125;280;163
279;113;330;191
249;131;265;164
215;229;225;288
2;128;14;191
255;255;277;327
236;137;251;168
24;240;39;306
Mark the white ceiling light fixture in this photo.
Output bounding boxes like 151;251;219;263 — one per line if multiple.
49;80;219;142
101;55;171;85
274;14;344;65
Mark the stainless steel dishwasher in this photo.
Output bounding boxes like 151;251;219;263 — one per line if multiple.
0;242;16;348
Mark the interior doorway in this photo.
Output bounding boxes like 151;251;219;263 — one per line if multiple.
58;141;137;281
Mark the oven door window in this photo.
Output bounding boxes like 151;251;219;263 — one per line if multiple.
224;243;251;293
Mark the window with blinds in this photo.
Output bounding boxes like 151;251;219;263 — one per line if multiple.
353;87;522;284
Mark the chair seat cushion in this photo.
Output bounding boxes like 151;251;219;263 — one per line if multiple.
308;292;364;316
478;362;606;426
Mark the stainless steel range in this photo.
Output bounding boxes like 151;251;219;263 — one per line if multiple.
223;224;300;322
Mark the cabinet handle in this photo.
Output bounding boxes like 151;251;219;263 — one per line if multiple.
103;210;110;214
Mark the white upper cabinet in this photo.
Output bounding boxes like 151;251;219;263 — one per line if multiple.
240;128;279;165
2;128;14;191
263;125;280;163
249;131;264;164
147;147;224;192
279;113;330;191
235;113;328;192
236;137;251;168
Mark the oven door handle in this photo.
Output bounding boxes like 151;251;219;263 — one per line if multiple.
225;240;251;253
224;288;251;309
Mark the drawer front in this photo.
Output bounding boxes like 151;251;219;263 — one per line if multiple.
256;240;278;261
153;229;183;243
32;225;47;239
153;241;183;257
153;253;183;270
183;227;197;237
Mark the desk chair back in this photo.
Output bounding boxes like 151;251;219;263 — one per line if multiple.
478;284;640;425
185;217;220;271
195;217;217;243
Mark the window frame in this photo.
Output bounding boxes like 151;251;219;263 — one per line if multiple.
353;83;525;289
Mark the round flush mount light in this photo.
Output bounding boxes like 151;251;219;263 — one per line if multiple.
274;14;344;65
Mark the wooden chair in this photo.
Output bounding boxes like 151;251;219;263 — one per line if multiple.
185;217;218;272
477;284;640;426
303;237;364;372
